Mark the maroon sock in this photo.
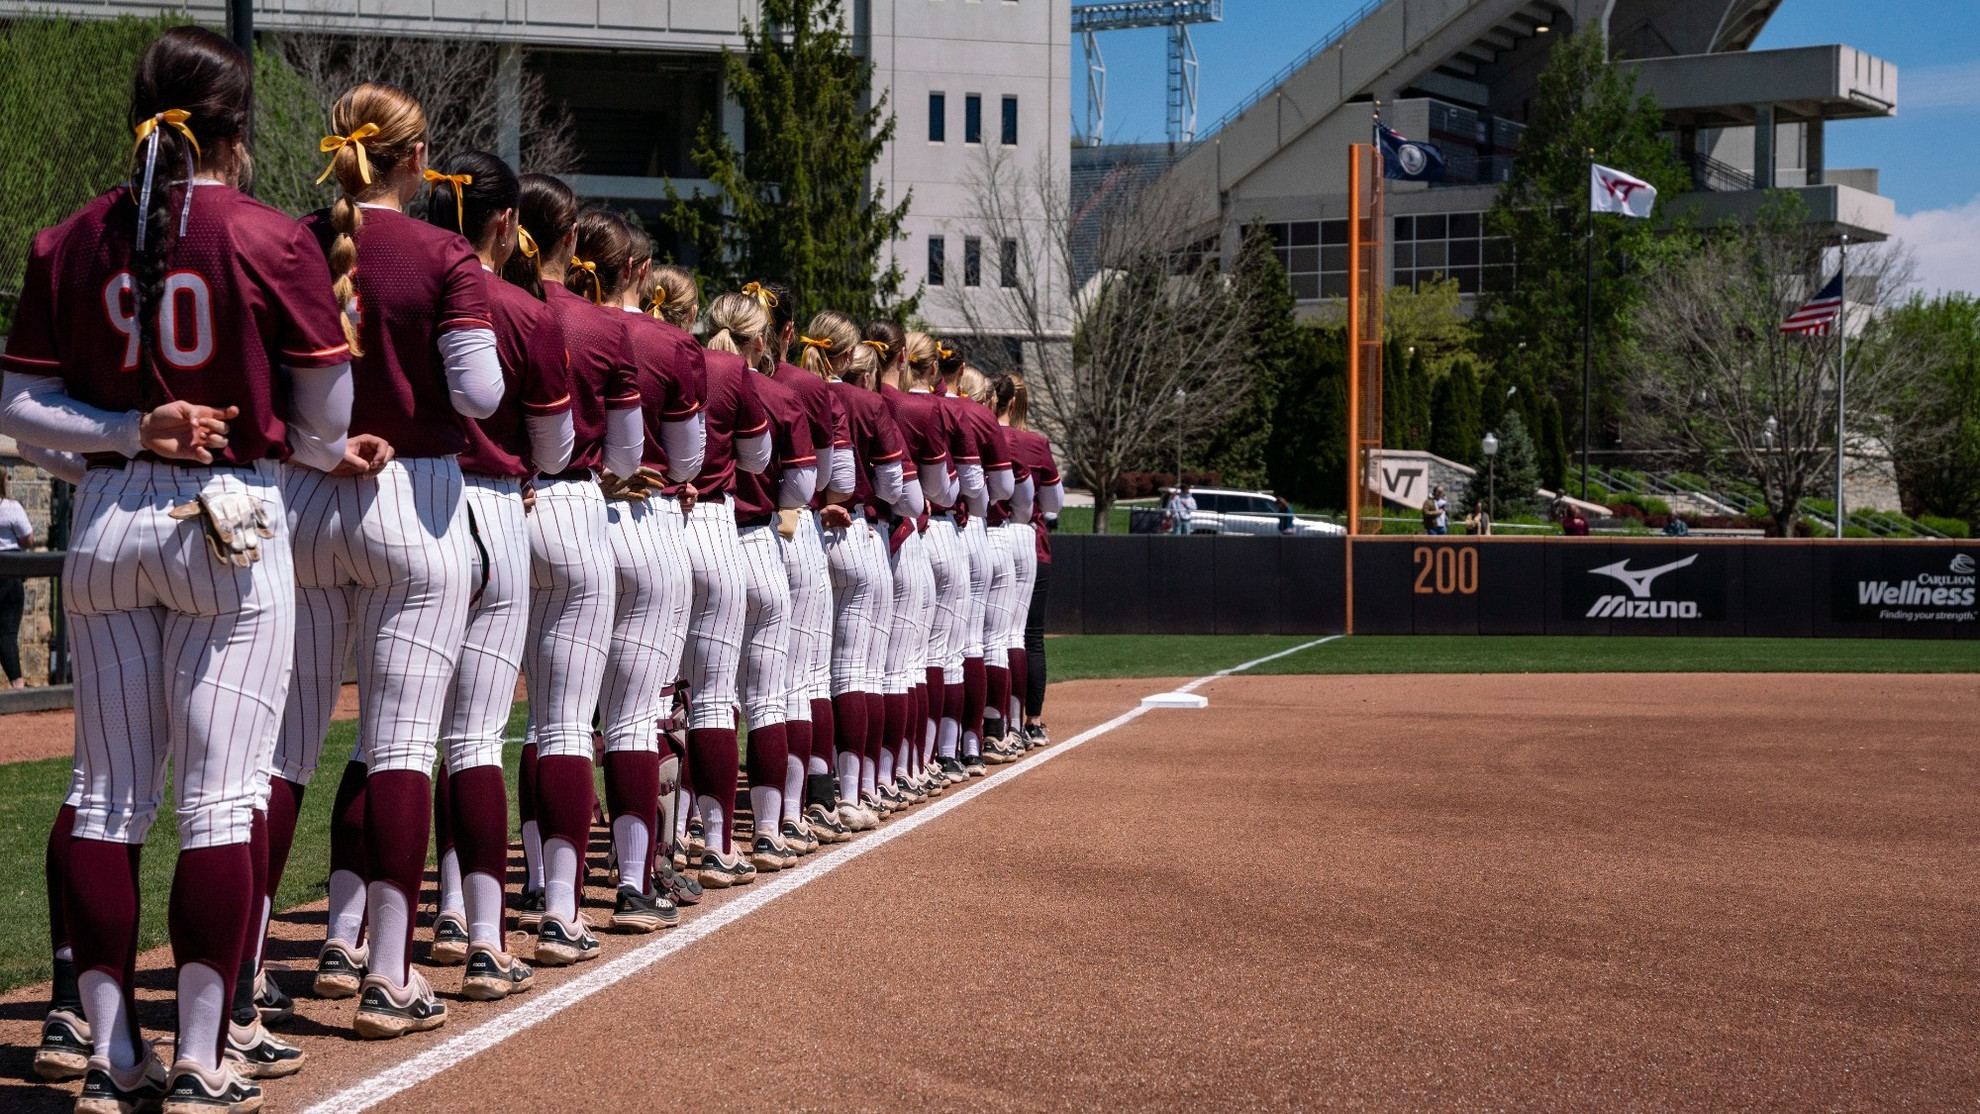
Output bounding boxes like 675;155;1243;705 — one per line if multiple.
328;760;368;881
924;666;944;704
362;770;431;982
687;728;741;852
432;764;455;860
985;665;1011;732
785;718;812;778
909;685;927;772
862;692;885;767
245;809;268;962
746;722;788;790
943;680;965;725
450;766;510;887
811;698;837;769
264;776;305;901
831;693;866;769
168;843;252;1065
602;750;660;890
46;804;75;955
66;839;143;1050
882;693;909;775
1009;648;1028;722
962;657;988;741
535;754;595;877
517;742;539;829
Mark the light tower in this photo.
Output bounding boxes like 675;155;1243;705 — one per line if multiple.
1072;0;1224;149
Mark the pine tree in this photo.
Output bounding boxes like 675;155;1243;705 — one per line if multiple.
1537;395;1571;494
1429;361;1482;463
1476;27;1690;463
1462;409;1543;519
1267;326;1349;509
664;0;913;320
1197;223;1298;489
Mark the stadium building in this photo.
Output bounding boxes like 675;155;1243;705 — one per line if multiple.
1128;0;1898;310
0;0;1072;338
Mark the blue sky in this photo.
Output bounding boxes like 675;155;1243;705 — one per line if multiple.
1076;0;1980;291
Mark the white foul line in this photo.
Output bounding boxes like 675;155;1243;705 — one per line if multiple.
302;634;1342;1114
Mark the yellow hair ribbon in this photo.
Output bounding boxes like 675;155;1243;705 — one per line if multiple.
516;225;539;259
862;339;891;359
799;335;834;352
571;256;602;304
741;281;777;310
937;342;955;361
131;109;200;163
421;169;473;232
316;122;382;185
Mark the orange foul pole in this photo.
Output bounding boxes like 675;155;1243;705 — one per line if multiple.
1345;142;1384;536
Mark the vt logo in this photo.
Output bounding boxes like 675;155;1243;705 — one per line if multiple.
1382;466;1423;501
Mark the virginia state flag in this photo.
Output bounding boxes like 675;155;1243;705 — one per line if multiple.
1376;123;1445;182
1590;164;1657;218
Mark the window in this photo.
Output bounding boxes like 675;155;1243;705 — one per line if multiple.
928;236;946;286
963;237;982;287
1000;239;1018;287
964;94;982;144
928;92;946;143
1393;211;1512;295
1001;96;1018;145
1263;219;1348;301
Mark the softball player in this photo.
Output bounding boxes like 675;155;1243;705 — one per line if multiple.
784;311;862;840
753;284;844;846
959;367;1031;762
936;350;1012;775
504;185;646;961
708;290;819;865
419;152;572;997
918;341;979;785
2;26;349;1110
995;374;1060;748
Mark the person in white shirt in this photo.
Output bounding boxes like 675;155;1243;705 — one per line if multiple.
1168;484;1198;536
0;471;34;688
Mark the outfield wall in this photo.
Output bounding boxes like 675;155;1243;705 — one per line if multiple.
1046;536;1978;639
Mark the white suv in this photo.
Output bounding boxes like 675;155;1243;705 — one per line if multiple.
1171;488;1343;536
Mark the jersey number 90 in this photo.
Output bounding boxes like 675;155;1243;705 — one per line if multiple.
103;271;216;371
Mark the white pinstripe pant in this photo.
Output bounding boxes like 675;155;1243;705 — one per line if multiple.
600;494;691;754
884;528;934;694
439;476;528;774
681;497;749;730
1003;522;1039;654
824;517;891;695
736;524;793;727
959;517;992;660
781;508;833;704
983;519;1019;660
66;460;294;849
921;516;967;682
278;457;472;779
523;478;614;762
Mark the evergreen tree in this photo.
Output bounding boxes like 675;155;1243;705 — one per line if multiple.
1476;28;1690;462
1537;395;1571;493
664;0;913;320
1267;326;1349;509
1462;410;1543;519
1429;361;1482;463
1196;223;1298;488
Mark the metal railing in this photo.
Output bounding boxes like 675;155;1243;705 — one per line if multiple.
1195;0;1388;142
1681;150;1754;193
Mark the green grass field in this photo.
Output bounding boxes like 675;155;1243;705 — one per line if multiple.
0;633;1969;994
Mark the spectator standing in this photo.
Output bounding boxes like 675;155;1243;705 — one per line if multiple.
1274;496;1295;535
1422;485;1450;535
0;473;32;687
1560;501;1591;536
1168;484;1198;536
1464;501;1492;536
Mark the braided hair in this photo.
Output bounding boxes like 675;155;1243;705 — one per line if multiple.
323;83;428;355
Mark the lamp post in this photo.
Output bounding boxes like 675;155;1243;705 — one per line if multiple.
1174;387;1187;483
1482;432;1499;524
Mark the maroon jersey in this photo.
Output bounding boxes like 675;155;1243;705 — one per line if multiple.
620;313;706;476
732;371;817;523
457;270;573;478
2;184;348;467
541;284;640;474
1007;427;1061;563
301;206;490;457
831;380;905;515
692;349;769;499
933;393;982;495
770;361;833;474
881;384;951;503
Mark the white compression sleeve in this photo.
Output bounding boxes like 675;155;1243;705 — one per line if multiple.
918;463;953;505
959;462;987;517
286;361;353;473
526;411;576;475
736;430;772;474
894;478;925;519
1038;480;1065;514
0;373;141;457
987;465;1015;502
17;442;85;485
438;328;504;419
661;414;705;482
828;444;858;495
1010;475;1035;523
872;460;905;507
812;446;837;497
604;406;643;479
779;465;817;508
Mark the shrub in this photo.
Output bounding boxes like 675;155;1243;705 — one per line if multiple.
1918;514;1972;538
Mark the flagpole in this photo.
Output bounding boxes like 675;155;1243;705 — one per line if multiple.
1581;148;1595;502
1835;234;1849;538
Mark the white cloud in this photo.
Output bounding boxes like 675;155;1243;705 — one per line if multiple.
1902;60;1980;112
1893;195;1980;296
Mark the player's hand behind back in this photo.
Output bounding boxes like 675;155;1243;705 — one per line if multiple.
139;401;237;464
332;434;395;477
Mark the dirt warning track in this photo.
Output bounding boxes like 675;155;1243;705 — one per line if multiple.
7;669;1979;1112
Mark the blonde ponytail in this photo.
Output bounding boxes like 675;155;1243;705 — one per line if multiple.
322;83;427;357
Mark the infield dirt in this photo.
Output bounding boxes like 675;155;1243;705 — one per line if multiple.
2;671;1975;1111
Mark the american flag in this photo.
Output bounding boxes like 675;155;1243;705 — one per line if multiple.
1779;272;1844;336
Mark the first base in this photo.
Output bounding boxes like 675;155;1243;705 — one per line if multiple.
1140;691;1209;709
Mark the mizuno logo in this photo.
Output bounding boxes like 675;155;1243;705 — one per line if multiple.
1587;555;1697;599
1586;596;1699;619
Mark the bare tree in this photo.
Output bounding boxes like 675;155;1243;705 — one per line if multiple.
1624;209;1929;534
943;147;1251;531
262;30;579;213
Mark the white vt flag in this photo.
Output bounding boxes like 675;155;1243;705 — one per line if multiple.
1590;164;1657;218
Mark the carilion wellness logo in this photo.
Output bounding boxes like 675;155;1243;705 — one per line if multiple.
1856;553;1977;610
1584;555;1701;619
